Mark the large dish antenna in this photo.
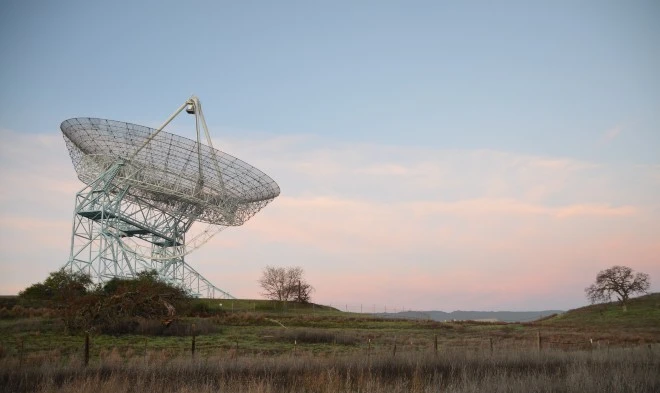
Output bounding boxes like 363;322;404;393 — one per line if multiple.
61;96;280;298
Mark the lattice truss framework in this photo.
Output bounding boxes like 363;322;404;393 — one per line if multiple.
60;97;280;298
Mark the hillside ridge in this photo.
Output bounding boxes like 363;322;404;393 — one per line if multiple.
380;309;564;322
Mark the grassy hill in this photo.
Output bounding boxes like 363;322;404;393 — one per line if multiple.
543;293;660;329
192;298;340;314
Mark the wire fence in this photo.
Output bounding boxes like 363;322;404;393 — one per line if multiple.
4;328;648;369
325;303;414;315
206;300;421;316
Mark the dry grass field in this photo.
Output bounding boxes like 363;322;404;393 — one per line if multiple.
1;346;658;392
1;294;659;392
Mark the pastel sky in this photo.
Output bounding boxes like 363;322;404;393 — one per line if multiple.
0;1;658;311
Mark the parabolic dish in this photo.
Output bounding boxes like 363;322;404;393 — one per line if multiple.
61;118;280;226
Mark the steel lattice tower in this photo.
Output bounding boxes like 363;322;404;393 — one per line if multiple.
61;97;280;298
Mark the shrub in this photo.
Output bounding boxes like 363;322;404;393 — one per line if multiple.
19;269;93;301
17;269;194;334
189;300;213;316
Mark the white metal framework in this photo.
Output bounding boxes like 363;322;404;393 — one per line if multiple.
60;96;280;298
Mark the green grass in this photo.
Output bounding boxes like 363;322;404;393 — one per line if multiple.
192;298;340;314
544;293;660;329
1;293;659;362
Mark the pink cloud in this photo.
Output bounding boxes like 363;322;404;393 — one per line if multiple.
410;198;637;219
1;129;658;311
357;164;409;176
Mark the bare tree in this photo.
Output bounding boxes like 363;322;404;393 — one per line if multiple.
585;265;650;311
259;266;293;301
259;266;313;302
292;280;314;303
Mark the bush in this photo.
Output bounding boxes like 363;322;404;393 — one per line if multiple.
94;270;191;321
19;269;93;301
189;300;213;316
17;269;194;334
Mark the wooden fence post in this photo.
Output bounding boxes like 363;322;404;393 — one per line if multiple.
434;334;438;356
537;331;541;352
366;338;372;367
489;337;493;355
18;337;24;369
84;333;90;367
191;323;196;359
393;342;397;357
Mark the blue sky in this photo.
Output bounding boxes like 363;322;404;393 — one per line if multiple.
0;1;658;310
2;1;658;158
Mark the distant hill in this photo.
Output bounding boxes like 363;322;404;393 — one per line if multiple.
380;309;564;322
380;294;660;325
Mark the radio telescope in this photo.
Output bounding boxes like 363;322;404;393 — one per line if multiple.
60;96;280;298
